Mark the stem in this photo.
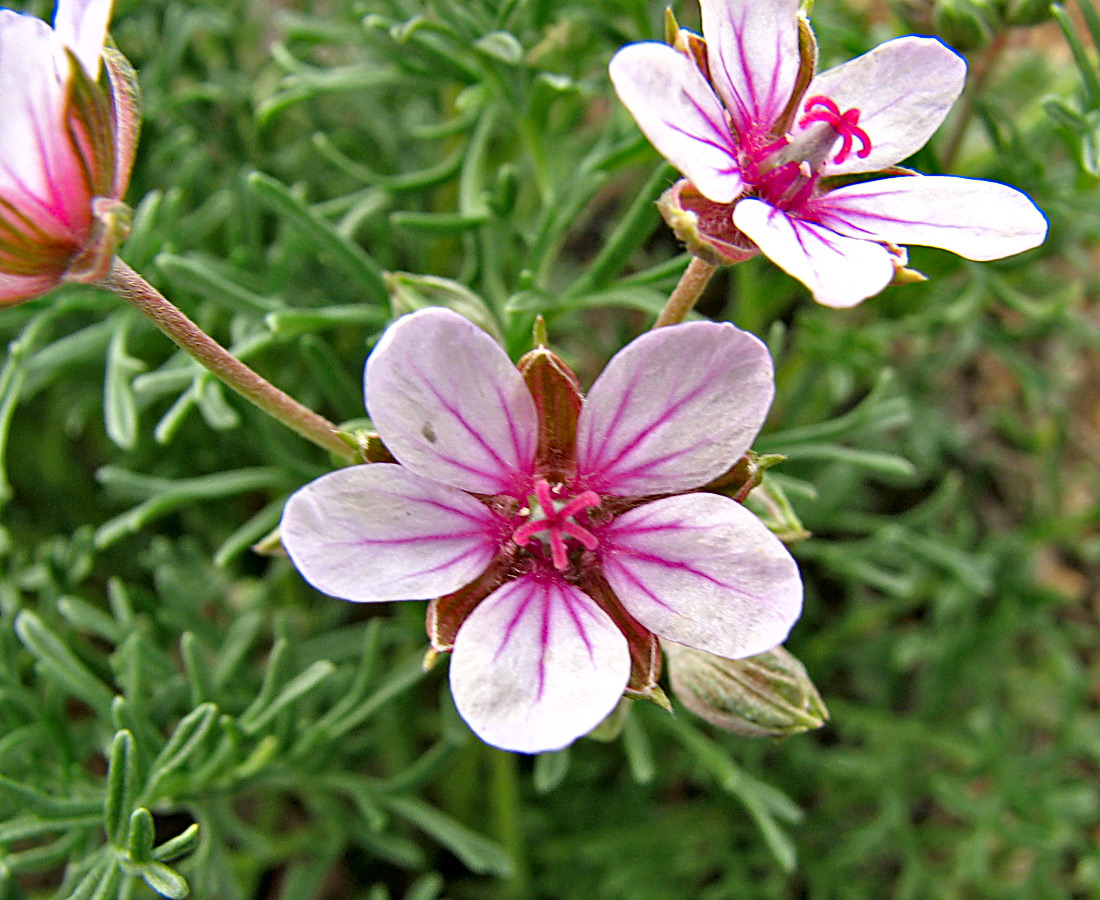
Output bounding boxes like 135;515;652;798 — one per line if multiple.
488;748;531;900
938;32;1009;171
100;257;356;462
653;256;718;328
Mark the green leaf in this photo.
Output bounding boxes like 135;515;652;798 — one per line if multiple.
239;660;335;734
383;796;514;877
146;703;218;792
104;730;138;846
103;316;144;450
140;861;190;899
13;611;115;715
126;808;156;863
532;750;570;793
473;31;523;64
247;171;387;303
152;824;199;864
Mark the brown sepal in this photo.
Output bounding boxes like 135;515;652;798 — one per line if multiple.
517;345;582;484
576;569;661;697
427;555;517;652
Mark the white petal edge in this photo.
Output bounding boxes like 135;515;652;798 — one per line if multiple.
281;463;500;604
700;0;801;137
575;320;775;497
814;175;1049;261
53;0;112;79
600;493;802;660
366;308;538;496
609;42;744;204
733;198;895;308
802;36;966;176
450;572;630;754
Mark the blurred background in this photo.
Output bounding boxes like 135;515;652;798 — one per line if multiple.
0;0;1098;897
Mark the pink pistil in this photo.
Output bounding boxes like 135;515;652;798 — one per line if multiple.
512;479;601;571
798;95;872;165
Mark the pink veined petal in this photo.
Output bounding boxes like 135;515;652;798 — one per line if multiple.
733;198;895;308
609;42;743;204
366;308;539;497
449;571;630;754
0;272;60;304
813;175;1049;261
600;493;802;660
575;320;775;497
52;0;112;80
280;463;501;604
802;37;967;176
700;0;801;137
0;11;90;240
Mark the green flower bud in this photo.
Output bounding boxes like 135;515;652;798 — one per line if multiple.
932;0;998;51
664;642;828;738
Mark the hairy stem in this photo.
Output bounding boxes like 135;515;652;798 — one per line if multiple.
653;255;718;328
100;257;355;462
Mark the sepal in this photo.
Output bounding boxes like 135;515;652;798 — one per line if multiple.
658;180;758;266
664;642;828;738
63;197;131;284
517;340;583;483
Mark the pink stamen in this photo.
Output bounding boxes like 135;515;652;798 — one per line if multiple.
799;95;873;164
511;479;600;571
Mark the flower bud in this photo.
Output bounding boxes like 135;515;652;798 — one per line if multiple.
932;0;998;50
664;642;828;738
0;2;139;305
1002;0;1051;25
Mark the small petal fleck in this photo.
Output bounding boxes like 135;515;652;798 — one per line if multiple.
609;0;1048;307
281;308;803;754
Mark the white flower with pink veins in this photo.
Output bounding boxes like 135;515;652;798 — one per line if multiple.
609;0;1048;308
280;308;803;754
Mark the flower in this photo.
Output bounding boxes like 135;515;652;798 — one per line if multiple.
280;308;803;753
0;0;138;306
609;0;1048;308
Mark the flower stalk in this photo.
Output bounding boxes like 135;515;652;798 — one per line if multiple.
100;257;355;462
653;256;718;328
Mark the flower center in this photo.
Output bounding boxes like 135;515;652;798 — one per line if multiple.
511;478;600;571
797;95;872;165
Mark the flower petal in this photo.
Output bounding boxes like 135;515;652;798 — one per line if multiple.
700;0;801;137
0;272;59;305
281;463;501;604
366;308;538;496
600;493;802;659
575;320;774;497
0;11;89;239
609;42;743;203
803;36;966;175
733;198;895;307
450;572;630;753
814;175;1048;261
52;0;112;79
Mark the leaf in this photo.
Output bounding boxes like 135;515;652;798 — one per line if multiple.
247;171;387;303
383;796;514;877
140;861;190;899
103;316;144;450
104;731;137;846
13;611;115;715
